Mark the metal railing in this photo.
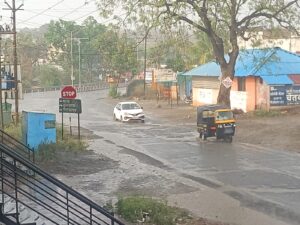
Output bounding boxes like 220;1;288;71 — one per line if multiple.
22;82;128;94
0;129;35;164
0;142;124;225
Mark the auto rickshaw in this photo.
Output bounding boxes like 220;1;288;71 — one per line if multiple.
197;104;236;142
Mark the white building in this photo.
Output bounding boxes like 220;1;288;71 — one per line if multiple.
238;29;300;53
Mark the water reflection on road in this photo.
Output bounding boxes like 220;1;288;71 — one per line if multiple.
19;90;300;225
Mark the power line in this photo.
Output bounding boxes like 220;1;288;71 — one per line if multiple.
60;0;91;19
70;8;99;22
19;0;65;24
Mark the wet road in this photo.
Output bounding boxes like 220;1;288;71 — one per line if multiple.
19;90;300;225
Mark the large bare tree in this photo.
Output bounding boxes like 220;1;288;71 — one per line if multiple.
96;0;300;106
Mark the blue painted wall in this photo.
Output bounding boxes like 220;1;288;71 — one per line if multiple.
22;111;56;150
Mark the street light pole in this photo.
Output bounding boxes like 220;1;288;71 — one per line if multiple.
0;36;3;130
143;35;147;97
78;39;81;88
72;37;88;88
3;0;23;124
71;31;74;86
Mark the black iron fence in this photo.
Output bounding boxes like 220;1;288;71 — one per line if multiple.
0;142;124;225
0;129;34;164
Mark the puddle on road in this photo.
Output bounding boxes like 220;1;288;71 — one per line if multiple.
117;175;197;198
118;146;171;170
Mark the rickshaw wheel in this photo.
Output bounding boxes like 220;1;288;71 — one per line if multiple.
224;136;233;143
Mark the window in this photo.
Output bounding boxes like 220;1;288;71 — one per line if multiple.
238;77;246;91
216;111;234;121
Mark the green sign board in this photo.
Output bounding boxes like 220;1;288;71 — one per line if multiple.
59;98;82;114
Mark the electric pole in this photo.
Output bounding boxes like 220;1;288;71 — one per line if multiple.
71;37;88;88
0;36;3;130
143;35;147;97
3;0;23;124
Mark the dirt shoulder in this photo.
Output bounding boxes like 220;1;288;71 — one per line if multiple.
134;99;300;153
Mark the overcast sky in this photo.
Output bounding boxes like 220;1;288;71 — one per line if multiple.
0;0;110;29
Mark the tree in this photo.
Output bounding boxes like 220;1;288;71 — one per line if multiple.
44;20;79;72
81;17;107;83
96;0;300;106
33;64;65;87
17;31;48;88
96;27;138;80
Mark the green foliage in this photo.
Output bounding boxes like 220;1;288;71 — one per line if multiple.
44;18;138;85
97;0;299;106
33;64;65;87
126;80;144;97
36;128;87;162
4;124;22;141
253;110;281;117
109;85;121;98
4;123;87;162
116;196;189;225
96;27;138;76
126;80;156;98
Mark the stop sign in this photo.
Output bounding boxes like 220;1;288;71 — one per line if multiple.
61;86;77;99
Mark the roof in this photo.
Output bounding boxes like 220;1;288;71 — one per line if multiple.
260;75;293;85
197;104;230;112
118;101;139;104
183;47;300;84
289;75;300;84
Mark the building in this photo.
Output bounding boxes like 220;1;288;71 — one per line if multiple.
182;47;300;112
238;28;300;53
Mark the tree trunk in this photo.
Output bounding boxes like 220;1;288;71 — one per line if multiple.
217;65;235;107
217;83;232;107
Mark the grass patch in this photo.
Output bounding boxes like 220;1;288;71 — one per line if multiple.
253;109;281;117
4;123;22;141
116;196;190;225
4;123;88;162
109;85;121;98
36;127;88;162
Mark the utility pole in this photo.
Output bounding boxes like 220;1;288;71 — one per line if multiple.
3;0;24;124
70;32;74;86
0;36;3;130
73;37;88;88
143;35;147;97
78;39;81;88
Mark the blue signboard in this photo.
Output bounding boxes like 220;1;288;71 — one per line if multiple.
270;85;300;106
286;86;300;105
270;86;287;106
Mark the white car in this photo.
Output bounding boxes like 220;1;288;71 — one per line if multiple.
113;101;145;123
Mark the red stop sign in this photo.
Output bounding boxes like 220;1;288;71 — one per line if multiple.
61;86;77;99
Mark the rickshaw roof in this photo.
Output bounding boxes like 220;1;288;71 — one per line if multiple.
197;104;230;113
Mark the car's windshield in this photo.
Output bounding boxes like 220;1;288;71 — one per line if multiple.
122;103;141;110
215;111;234;121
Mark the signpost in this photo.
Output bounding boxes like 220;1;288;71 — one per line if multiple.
59;99;82;113
270;85;300;106
59;86;81;140
222;77;233;89
61;86;77;99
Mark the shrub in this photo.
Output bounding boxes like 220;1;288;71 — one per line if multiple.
4;124;22;141
109;85;121;98
126;80;157;99
116;196;189;225
36;128;87;162
253;110;281;117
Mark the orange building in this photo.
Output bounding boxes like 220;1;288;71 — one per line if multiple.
182;48;300;112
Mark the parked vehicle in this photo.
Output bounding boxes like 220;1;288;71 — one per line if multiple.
113;101;145;123
197;104;235;142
